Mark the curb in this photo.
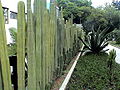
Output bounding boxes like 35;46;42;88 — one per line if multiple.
59;45;84;90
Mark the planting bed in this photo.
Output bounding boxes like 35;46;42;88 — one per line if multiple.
67;53;120;90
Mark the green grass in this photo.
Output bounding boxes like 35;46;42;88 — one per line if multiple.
67;53;120;90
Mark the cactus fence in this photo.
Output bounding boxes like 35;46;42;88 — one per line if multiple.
0;0;84;90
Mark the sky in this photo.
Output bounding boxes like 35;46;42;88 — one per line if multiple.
91;0;113;7
47;0;50;3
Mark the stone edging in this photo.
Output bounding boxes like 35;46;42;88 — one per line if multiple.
59;45;84;90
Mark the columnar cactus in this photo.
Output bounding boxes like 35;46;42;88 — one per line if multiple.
27;0;36;90
45;10;51;84
42;9;47;90
39;0;47;90
0;1;12;90
34;0;42;89
17;1;26;90
50;3;55;79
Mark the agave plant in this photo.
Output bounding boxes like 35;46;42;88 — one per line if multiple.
79;26;111;54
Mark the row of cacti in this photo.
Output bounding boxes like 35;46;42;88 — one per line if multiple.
0;0;84;90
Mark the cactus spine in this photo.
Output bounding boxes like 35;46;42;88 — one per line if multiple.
17;1;26;90
0;1;12;90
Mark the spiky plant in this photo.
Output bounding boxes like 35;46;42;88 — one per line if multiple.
79;26;111;54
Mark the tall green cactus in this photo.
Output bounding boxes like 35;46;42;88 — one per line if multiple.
0;1;12;90
49;18;54;81
44;10;50;85
34;0;42;89
40;0;47;89
50;3;56;78
27;0;36;90
17;1;26;90
47;12;51;83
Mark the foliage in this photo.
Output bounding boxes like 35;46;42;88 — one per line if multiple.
67;52;120;89
57;0;92;23
7;27;17;56
112;29;120;44
83;5;120;33
104;5;120;30
7;44;17;56
83;8;108;33
70;0;92;7
9;27;17;43
57;0;92;8
79;27;111;54
57;0;120;33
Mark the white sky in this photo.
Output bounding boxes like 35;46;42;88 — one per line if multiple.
47;0;50;3
91;0;113;7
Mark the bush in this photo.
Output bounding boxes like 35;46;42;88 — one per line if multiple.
67;53;120;90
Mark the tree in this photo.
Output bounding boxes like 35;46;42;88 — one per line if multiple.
104;5;120;30
69;0;92;7
82;7;109;33
82;5;120;33
57;0;92;23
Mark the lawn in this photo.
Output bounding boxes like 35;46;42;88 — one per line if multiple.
67;53;120;90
